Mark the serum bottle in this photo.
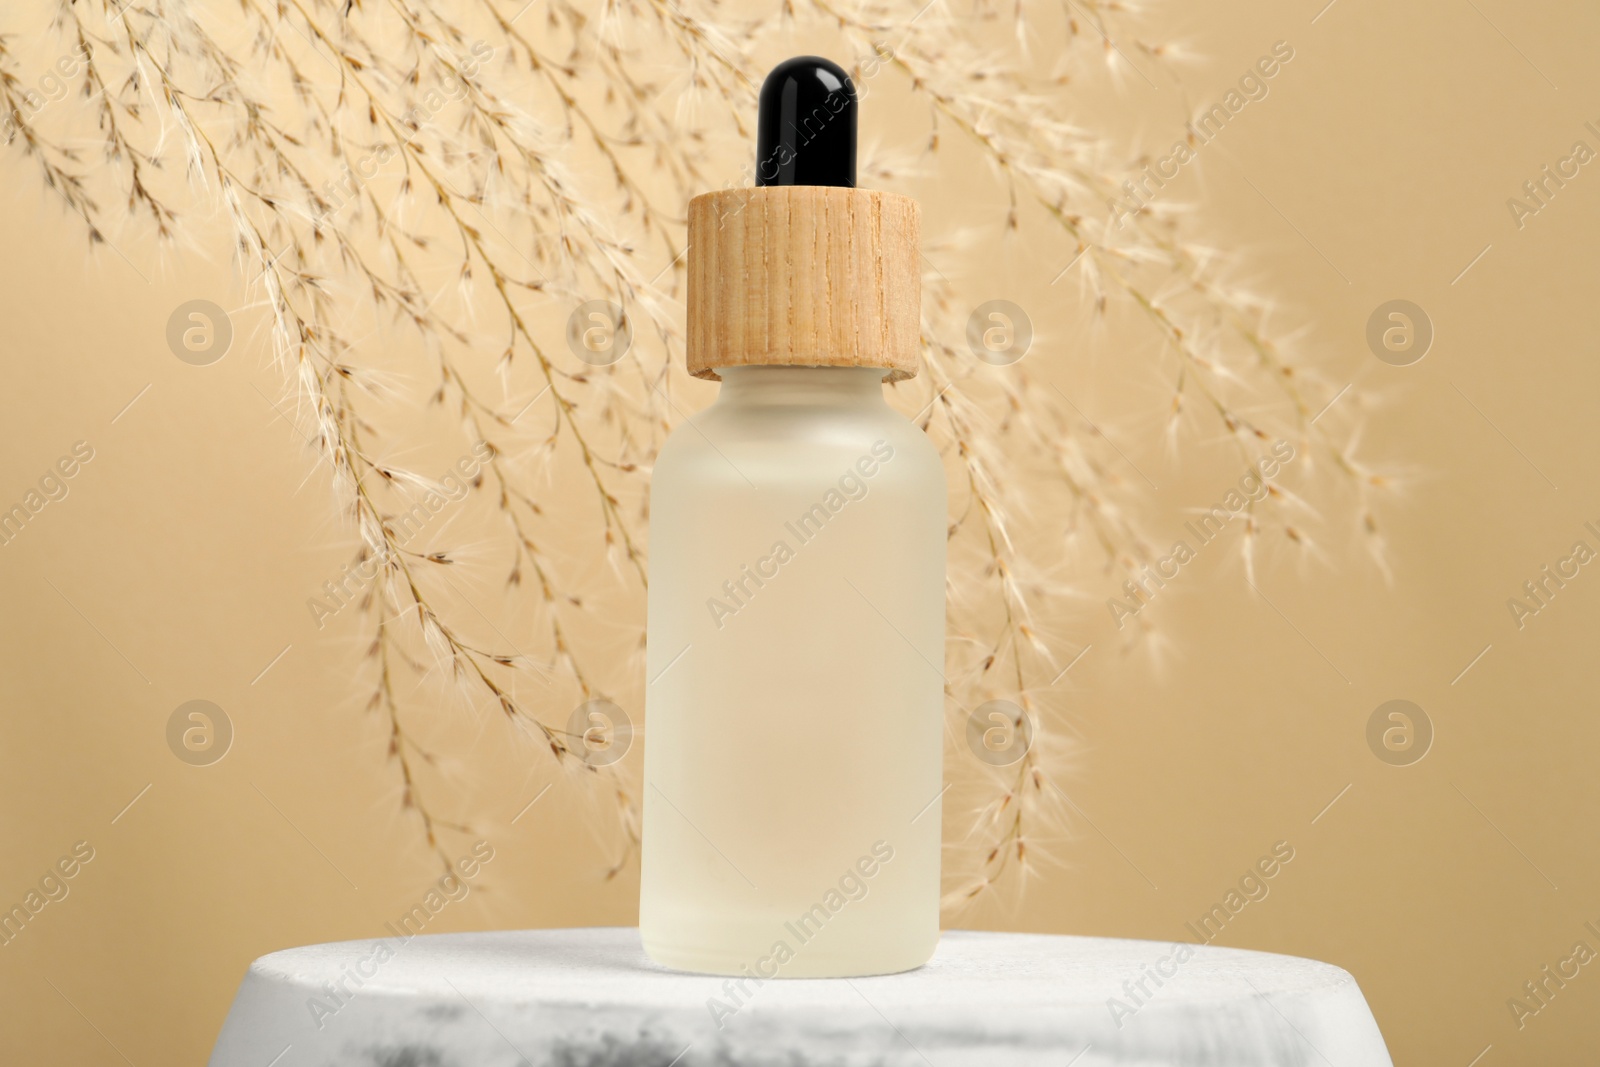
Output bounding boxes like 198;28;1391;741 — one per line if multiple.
640;57;946;978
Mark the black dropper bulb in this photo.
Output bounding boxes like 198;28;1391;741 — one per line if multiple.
755;56;857;188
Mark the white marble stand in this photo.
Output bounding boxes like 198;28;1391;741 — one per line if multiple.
208;927;1392;1066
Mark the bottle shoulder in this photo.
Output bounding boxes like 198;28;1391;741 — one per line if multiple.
659;398;937;464
654;395;944;498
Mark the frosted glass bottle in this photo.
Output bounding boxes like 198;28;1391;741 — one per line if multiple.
641;365;946;977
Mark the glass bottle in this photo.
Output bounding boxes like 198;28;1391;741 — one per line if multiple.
640;56;945;978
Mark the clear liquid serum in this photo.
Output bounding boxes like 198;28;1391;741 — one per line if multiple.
640;57;946;979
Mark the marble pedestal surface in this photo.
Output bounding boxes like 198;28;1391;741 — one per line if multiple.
207;927;1393;1067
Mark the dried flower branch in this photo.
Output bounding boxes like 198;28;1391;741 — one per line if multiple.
4;0;1387;902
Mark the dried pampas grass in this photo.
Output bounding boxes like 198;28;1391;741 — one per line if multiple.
2;0;1389;906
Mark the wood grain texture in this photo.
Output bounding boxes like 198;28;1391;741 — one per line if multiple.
687;186;921;381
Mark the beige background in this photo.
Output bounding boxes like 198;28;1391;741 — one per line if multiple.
2;0;1598;1064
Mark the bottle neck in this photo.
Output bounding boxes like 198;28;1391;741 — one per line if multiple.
714;366;888;409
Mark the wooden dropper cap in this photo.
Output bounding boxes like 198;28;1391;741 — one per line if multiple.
686;57;922;382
